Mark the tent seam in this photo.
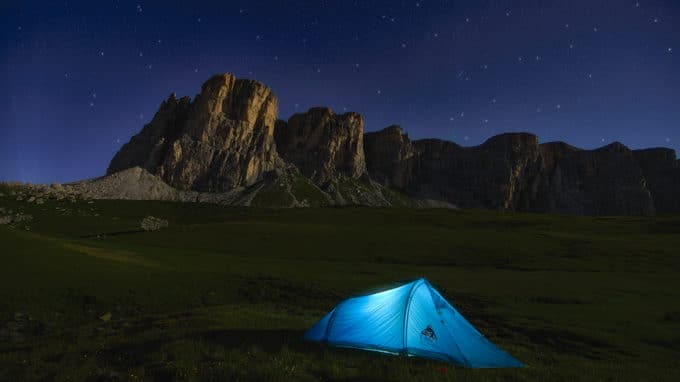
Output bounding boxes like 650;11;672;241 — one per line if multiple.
402;279;423;353
324;307;340;342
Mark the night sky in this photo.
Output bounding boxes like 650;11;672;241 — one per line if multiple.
1;1;678;183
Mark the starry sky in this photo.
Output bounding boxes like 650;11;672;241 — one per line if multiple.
1;1;678;183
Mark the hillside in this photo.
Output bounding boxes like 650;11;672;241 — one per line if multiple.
1;184;679;381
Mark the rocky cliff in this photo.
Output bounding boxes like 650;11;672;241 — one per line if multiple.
364;125;415;189
275;107;367;183
105;72;679;214
524;142;655;215
632;148;680;213
363;126;679;215
109;74;281;192
108;75;402;207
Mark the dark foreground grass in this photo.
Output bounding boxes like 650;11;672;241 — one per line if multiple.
1;189;679;381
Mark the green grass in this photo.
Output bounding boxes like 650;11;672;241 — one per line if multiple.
1;186;679;381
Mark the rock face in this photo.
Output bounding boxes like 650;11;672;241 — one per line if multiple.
364;125;415;189
632;148;680;213
108;73;280;192
524;142;655;215
364;130;541;209
107;94;191;176
102;72;680;214
362;126;679;215
411;133;541;210
275;107;367;183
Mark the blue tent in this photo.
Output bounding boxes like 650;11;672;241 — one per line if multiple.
304;278;524;368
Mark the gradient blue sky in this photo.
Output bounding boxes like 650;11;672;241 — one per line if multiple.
1;0;678;183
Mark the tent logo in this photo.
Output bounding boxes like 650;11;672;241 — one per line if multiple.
421;325;438;342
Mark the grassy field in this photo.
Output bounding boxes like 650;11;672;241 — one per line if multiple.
1;185;679;381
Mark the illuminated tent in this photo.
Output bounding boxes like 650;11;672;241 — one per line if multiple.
304;278;524;368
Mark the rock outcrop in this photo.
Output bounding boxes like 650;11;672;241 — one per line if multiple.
107;93;191;176
100;72;679;214
524;142;655;215
411;133;541;210
362;126;678;215
632;148;680;213
108;73;281;192
364;125;415;189
275;107;367;183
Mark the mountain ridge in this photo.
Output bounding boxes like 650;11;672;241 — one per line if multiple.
15;72;680;215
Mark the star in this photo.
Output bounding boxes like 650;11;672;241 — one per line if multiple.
194;68;199;73
449;116;454;121
274;55;279;61
556;104;562;109
593;27;598;32
668;47;673;53
588;73;593;78
99;51;104;56
354;63;360;68
665;137;671;143
460;112;465;117
569;43;574;49
89;102;95;107
136;4;143;13
157;39;162;44
376;89;382;95
433;32;439;38
465;18;470;23
517;56;523;62
505;10;511;16
197;18;202;23
139;52;143;57
491;98;497;104
415;2;420;8
653;18;659;23
147;64;152;69
537;107;542;113
535;56;541;61
401;42;407;48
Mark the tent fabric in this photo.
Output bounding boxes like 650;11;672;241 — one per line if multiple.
304;278;524;368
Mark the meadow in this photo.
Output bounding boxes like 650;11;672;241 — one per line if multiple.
1;185;679;381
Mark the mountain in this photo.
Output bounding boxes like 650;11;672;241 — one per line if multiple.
100;72;680;215
105;73;407;207
365;126;680;215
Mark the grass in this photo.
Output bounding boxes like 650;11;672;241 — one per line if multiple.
1;185;679;381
